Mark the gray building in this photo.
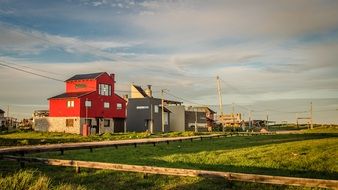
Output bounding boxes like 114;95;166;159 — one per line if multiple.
167;105;216;132
127;97;170;133
126;85;180;133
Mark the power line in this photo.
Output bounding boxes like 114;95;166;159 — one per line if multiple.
0;61;64;82
0;59;65;77
163;91;205;106
0;60;136;93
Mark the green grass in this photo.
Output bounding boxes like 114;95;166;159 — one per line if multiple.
0;170;85;190
0;130;203;147
1;131;337;189
33;133;337;180
302;126;338;133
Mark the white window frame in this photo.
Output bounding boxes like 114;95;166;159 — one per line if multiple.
99;84;111;96
154;105;159;113
104;102;110;109
117;103;122;110
67;100;74;108
85;100;92;107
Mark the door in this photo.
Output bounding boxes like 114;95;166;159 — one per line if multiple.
113;118;125;133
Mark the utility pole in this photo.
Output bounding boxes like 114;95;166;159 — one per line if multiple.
195;108;198;132
7;105;9;118
161;89;165;133
232;102;235;127
310;102;313;129
150;101;153;134
249;110;252;129
216;76;223;115
296;112;299;129
266;111;269;129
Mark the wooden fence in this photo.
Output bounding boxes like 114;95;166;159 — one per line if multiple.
0;132;275;156
2;156;337;189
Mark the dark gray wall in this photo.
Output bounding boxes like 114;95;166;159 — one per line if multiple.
185;111;207;131
126;98;170;133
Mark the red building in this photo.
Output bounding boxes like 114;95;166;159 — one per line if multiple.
35;72;126;135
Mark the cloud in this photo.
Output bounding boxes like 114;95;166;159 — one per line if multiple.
0;22;138;59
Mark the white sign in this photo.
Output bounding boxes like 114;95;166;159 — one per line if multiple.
136;106;149;110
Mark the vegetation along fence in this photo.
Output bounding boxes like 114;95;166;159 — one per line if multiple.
2;156;337;189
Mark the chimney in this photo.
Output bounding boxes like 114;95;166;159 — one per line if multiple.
110;73;115;83
123;94;129;100
145;85;152;97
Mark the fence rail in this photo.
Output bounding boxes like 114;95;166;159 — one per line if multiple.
2;156;337;189
0;132;275;155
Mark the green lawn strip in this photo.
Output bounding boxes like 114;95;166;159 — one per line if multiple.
33;133;338;180
0;130;209;147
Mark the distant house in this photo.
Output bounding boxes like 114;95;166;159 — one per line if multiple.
35;72;127;135
126;85;181;133
218;113;242;127
0;108;18;130
167;105;216;132
0;108;5;127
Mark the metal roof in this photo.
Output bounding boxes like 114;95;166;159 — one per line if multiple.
48;91;94;99
65;72;105;82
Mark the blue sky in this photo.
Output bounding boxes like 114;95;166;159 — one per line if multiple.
0;0;338;123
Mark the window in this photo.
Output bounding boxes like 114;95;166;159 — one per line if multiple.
84;119;92;125
154;105;159;113
85;100;91;107
67;100;74;108
104;119;110;127
99;84;111;96
104;102;110;108
66;119;74;127
164;112;169;125
117;103;122;110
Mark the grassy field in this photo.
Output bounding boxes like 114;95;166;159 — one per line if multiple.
1;130;337;189
0;130;202;147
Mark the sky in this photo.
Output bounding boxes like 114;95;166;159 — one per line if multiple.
0;0;337;123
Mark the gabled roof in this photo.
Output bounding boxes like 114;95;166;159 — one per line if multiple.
65;72;105;82
49;91;94;99
0;109;5;114
132;85;149;98
186;106;216;113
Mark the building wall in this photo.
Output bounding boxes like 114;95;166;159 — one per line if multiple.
78;92;126;118
34;117;82;134
185;111;207;131
49;98;81;117
127;98;169;133
167;105;185;132
34;117;117;135
66;80;97;93
130;85;146;98
49;72;126;119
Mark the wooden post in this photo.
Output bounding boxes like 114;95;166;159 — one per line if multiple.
75;163;80;173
